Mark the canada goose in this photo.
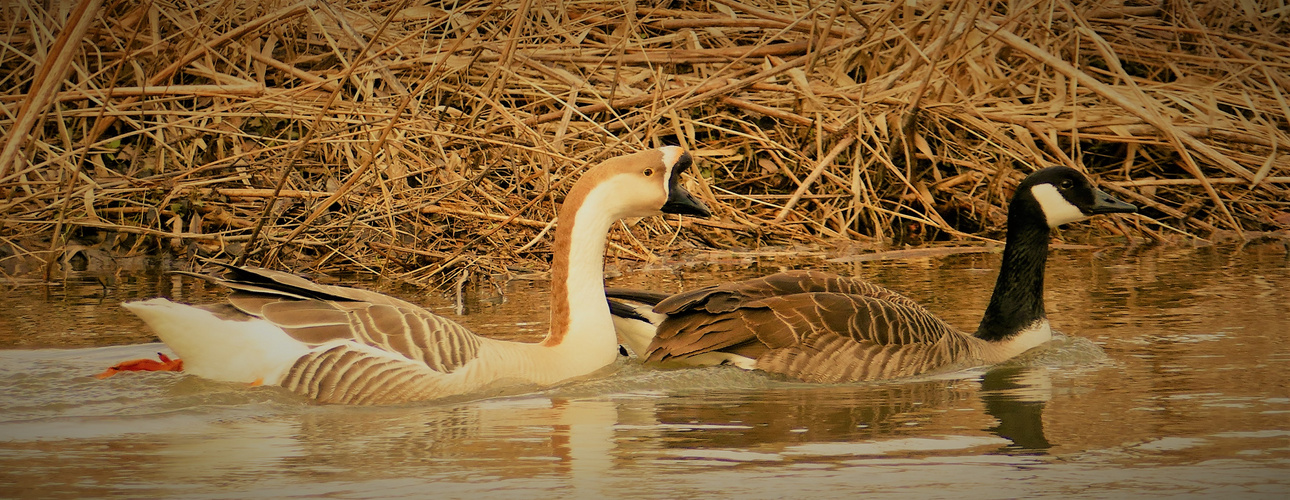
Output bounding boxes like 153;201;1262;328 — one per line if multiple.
607;166;1135;383
111;147;711;404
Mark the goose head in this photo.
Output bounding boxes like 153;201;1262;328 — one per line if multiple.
975;166;1136;343
547;146;711;351
1016;166;1136;228
576;146;711;219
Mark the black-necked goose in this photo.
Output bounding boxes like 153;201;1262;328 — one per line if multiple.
607;166;1135;383
112;147;711;404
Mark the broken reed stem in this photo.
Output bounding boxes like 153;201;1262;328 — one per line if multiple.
978;17;1246;235
1;0;1286;285
0;0;103;180
249;0;418;265
774;137;856;223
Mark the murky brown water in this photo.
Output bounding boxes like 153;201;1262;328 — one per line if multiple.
2;243;1289;499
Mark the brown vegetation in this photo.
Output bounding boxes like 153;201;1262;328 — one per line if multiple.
2;0;1287;286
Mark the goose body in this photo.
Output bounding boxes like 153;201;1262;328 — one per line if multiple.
608;166;1135;383
121;147;710;404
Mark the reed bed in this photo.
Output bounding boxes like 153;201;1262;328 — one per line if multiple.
2;0;1287;286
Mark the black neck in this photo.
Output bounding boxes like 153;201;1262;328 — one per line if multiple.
975;200;1050;342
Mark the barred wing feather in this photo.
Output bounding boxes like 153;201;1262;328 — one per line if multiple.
647;290;980;383
654;270;931;316
183;265;485;399
228;293;482;375
281;342;467;405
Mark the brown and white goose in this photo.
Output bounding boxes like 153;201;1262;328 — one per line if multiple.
607;166;1135;383
114;147;710;404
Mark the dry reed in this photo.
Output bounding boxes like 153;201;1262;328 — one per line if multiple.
1;0;1287;287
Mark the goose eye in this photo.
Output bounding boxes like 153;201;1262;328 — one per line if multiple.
643;168;655;176
1059;179;1074;189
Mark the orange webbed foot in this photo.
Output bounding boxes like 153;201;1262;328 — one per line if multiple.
95;353;184;379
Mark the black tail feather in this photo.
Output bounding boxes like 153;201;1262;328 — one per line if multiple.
604;287;672;305
608;298;651;322
171;263;355;302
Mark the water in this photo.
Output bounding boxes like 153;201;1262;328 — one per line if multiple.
2;243;1288;499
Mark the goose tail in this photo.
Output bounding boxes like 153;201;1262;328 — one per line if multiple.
121;298;309;384
606;290;668;358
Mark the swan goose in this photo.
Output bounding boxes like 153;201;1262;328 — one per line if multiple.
114;147;711;404
607;166;1136;383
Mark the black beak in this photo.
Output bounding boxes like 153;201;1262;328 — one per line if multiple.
1087;188;1137;215
661;153;712;218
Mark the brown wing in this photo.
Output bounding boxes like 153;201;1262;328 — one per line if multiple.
646;291;980;383
641;269;940;365
279;342;462;405
213;264;422;308
185;264;482;374
654;270;931;315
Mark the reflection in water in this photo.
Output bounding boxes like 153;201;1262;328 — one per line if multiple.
0;348;1070;496
980;366;1053;452
2;244;1290;497
635;379;982;450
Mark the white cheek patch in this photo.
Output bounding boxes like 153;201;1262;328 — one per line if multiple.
1030;184;1087;227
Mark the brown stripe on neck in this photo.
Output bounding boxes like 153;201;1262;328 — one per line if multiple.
544;162;607;346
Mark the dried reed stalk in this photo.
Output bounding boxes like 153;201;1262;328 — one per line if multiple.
1;0;1287;286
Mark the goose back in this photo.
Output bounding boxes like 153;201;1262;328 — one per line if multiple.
631;270;982;382
196;264;483;374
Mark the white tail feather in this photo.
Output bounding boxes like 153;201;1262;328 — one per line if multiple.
122;298;309;384
610;305;665;358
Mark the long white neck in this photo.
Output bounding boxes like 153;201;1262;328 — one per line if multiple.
541;179;626;371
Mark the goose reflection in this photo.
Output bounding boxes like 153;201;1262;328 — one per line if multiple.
979;365;1054;452
254;370;1046;472
592;364;1060;460
277;396;624;487
632;379;983;449
1;347;1059;493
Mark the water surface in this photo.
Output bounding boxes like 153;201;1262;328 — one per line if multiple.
2;243;1288;498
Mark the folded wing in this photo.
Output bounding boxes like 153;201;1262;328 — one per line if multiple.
186;265;484;402
644;270;980;382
